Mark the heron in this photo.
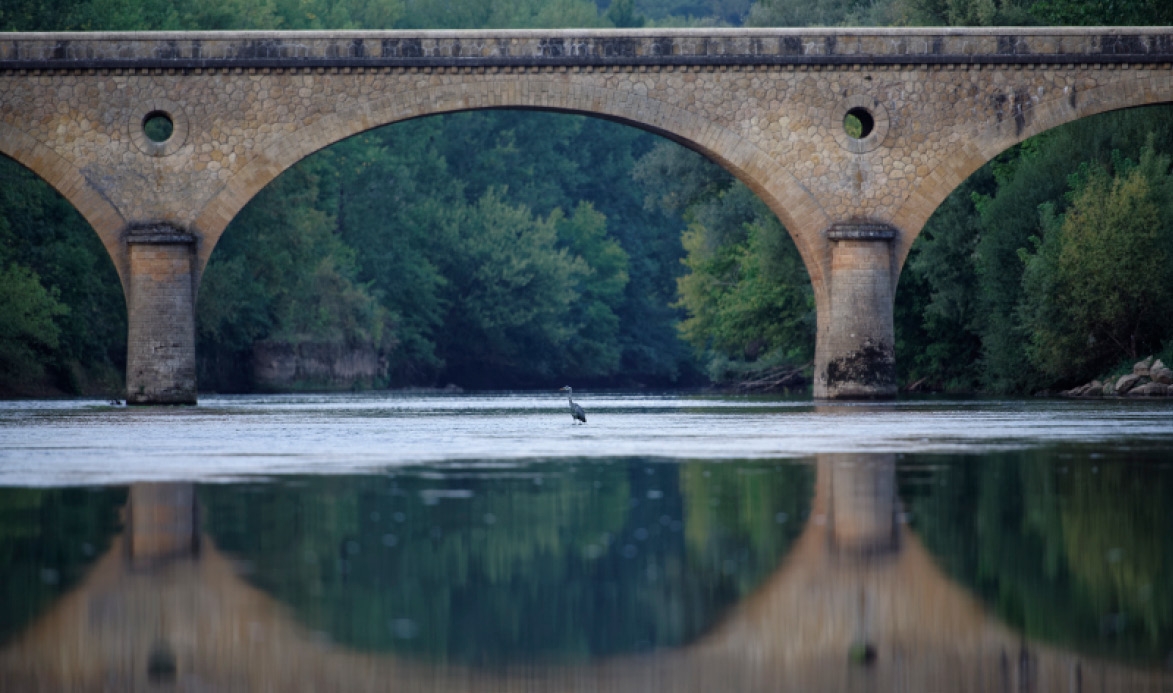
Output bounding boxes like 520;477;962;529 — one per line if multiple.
559;386;587;424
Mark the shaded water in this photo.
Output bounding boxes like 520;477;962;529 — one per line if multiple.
1;393;1171;690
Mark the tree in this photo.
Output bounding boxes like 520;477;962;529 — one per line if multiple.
605;0;647;26
197;154;392;391
555;202;631;377
0;264;67;388
431;190;586;386
895;173;989;391
1019;145;1173;383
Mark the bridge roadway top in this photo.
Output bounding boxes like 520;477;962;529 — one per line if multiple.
3;27;1173;70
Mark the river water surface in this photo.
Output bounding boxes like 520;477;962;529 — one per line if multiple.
1;393;1171;691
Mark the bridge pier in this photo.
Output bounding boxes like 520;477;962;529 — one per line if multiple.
125;226;198;405
814;224;898;399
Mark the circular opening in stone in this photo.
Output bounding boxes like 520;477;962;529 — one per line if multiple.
844;107;875;140
142;111;174;143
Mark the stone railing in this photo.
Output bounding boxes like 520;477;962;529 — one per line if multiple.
2;28;1172;70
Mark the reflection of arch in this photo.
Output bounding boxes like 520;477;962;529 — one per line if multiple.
192;79;829;296
0;121;129;291
891;73;1173;269
4;472;1169;691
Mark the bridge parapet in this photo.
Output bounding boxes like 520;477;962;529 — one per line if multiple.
2;28;1173;71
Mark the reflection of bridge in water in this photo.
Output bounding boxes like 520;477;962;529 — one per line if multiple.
2;457;1168;691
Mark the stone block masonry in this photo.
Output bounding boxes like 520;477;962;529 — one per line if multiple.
1;28;1171;401
125;228;197;404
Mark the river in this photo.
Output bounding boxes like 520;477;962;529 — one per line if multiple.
0;393;1171;690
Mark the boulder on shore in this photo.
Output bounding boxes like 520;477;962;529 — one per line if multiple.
1131;382;1168;397
1115;373;1143;395
1057;357;1173;398
1133;356;1154;377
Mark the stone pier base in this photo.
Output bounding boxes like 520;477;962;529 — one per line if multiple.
814;224;897;399
125;227;198;405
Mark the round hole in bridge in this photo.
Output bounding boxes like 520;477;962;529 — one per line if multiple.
844;107;875;140
142;111;174;143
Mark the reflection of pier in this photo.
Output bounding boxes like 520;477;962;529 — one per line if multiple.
2;464;1169;691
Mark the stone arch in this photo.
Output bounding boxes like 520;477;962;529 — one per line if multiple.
890;68;1173;270
0;120;130;290
191;77;831;300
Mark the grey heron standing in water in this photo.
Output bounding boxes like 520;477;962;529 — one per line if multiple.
559;386;587;424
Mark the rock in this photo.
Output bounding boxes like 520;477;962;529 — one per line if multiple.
1154;359;1167;371
1152;366;1173;385
1133;356;1154;376
1062;380;1105;397
1130;382;1168;397
1115;373;1142;394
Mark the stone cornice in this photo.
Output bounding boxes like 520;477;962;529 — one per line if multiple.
2;28;1172;71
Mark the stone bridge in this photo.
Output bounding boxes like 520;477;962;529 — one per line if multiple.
2;28;1172;402
2;457;1170;690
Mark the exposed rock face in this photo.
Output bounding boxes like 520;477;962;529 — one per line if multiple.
253;341;387;392
1151;360;1172;385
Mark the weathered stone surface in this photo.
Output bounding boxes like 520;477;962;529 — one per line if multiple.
1133;356;1154;376
125;233;196;405
1115;373;1142;395
1152;366;1173;385
1;28;1171;401
253;341;387;391
1130;382;1168;396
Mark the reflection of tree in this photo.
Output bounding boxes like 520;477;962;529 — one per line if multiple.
1058;463;1168;643
202;459;811;664
679;462;812;594
903;448;1173;662
0;487;125;644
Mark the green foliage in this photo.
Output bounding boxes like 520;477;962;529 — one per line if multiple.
982;109;1173;391
0;487;126;644
747;0;901;26
202;459;810;663
1018;145;1173;382
1028;0;1173;26
640;142;814;381
677;213;814;371
0;156;126;395
397;0;604;29
895;173;989;390
605;0;647;26
903;448;1173;661
197;155;392;391
430;190;584;385
0;263;67;386
556;203;631;377
899;0;1037;26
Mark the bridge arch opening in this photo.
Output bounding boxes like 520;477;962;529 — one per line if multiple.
892;102;1173;394
0;153;127;397
198;107;816;392
192;77;830;302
